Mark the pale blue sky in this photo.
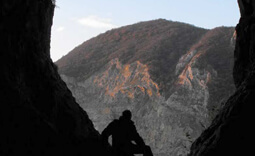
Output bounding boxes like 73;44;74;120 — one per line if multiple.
51;0;240;61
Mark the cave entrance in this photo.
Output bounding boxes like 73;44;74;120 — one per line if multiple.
51;1;240;156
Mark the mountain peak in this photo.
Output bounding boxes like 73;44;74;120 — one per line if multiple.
56;19;209;93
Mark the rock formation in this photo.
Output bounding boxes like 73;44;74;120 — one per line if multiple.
0;0;108;155
56;20;236;156
189;0;255;155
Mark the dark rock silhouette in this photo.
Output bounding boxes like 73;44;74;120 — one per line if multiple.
189;0;255;155
102;110;153;156
0;0;110;155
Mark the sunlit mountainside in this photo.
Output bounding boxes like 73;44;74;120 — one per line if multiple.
56;19;236;156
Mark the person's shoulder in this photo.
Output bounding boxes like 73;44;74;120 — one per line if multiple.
129;120;134;125
128;120;138;133
128;120;135;127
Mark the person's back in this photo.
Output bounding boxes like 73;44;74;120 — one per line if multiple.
101;110;153;156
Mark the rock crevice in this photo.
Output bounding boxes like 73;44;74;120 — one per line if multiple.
0;0;108;155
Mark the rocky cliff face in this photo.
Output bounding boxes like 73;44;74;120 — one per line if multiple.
0;0;107;155
189;0;255;155
57;20;236;156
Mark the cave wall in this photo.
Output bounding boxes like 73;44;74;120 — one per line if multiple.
189;0;255;155
234;0;255;88
0;0;107;155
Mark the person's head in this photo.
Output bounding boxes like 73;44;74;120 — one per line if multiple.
121;110;132;120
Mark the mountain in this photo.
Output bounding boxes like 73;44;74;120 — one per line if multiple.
56;19;236;156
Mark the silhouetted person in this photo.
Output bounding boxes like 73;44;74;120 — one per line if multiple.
101;110;153;156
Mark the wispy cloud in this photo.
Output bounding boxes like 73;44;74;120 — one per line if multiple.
56;26;65;32
77;15;117;29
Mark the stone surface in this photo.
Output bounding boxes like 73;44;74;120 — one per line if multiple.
189;0;255;155
57;20;236;156
0;0;108;155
